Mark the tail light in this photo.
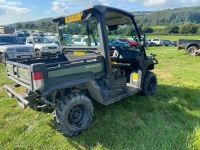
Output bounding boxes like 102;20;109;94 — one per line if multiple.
32;72;44;90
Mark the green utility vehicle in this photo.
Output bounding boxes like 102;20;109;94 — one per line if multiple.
5;5;158;136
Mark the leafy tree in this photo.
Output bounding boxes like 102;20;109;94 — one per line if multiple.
164;25;179;34
28;23;37;29
24;23;30;29
179;22;199;34
142;26;153;33
15;23;22;29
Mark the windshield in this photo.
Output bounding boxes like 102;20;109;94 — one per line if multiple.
33;37;50;44
59;15;99;48
18;34;26;37
0;36;24;45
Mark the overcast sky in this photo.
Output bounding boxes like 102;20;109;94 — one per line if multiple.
0;0;199;25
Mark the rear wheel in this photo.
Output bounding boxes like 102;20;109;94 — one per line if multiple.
140;71;157;96
54;93;93;136
187;46;198;56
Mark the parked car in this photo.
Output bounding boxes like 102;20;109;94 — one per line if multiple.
72;37;98;46
109;38;130;56
162;40;176;46
145;39;156;47
45;36;60;46
109;38;130;49
12;31;27;43
177;39;200;55
151;38;164;46
0;34;35;64
118;38;138;48
26;36;61;57
21;30;30;37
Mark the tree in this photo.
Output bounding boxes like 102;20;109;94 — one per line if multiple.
24;23;30;29
179;22;199;34
142;26;153;33
28;23;37;29
164;24;179;34
15;23;22;29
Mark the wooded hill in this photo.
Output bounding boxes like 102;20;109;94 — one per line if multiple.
134;6;200;26
8;5;200;33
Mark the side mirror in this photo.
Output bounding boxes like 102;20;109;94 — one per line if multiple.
108;25;118;31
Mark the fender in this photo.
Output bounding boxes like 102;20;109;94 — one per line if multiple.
185;43;199;51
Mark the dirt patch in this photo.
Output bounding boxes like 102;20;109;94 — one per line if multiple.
0;87;4;92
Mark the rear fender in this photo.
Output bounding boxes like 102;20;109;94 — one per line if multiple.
186;43;199;51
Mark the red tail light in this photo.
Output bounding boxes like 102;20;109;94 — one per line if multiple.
32;72;43;80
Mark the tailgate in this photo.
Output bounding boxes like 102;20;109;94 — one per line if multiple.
6;61;32;89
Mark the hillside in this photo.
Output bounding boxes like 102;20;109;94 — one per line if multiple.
135;6;200;26
8;5;200;28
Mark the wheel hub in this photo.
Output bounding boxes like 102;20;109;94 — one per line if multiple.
68;105;84;124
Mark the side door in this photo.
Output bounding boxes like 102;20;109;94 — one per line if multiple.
102;10;143;98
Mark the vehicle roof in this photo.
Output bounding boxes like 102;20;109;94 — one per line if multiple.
0;34;17;37
53;5;134;24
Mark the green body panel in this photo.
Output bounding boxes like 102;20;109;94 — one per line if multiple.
48;62;103;78
17;67;29;80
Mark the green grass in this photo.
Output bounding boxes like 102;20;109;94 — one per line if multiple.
0;46;200;149
147;35;200;41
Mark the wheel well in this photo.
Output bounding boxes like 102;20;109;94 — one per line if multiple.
186;44;199;50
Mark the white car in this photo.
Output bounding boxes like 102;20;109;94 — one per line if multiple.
72;37;98;46
151;38;164;46
0;34;35;64
26;37;61;57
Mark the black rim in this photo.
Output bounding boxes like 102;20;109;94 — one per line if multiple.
68;104;86;127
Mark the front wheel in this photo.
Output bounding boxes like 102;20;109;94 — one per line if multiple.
140;71;157;96
35;50;41;57
54;93;93;136
187;46;198;56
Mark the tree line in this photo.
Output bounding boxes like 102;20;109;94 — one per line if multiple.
136;6;200;26
15;21;57;33
13;5;200;35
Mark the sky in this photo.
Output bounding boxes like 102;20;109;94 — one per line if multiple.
0;0;200;25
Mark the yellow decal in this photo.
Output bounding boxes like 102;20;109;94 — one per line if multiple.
132;73;138;81
111;62;117;64
65;13;81;23
74;51;85;55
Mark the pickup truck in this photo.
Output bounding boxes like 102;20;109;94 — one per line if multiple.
177;39;200;55
26;36;61;57
0;34;35;64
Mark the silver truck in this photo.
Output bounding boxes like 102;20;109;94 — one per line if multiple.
0;34;35;64
25;36;61;57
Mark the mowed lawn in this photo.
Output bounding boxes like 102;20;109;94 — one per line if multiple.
0;46;200;150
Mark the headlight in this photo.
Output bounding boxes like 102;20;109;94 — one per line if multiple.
7;49;16;54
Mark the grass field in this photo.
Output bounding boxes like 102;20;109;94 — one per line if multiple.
147;35;200;41
0;46;200;150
